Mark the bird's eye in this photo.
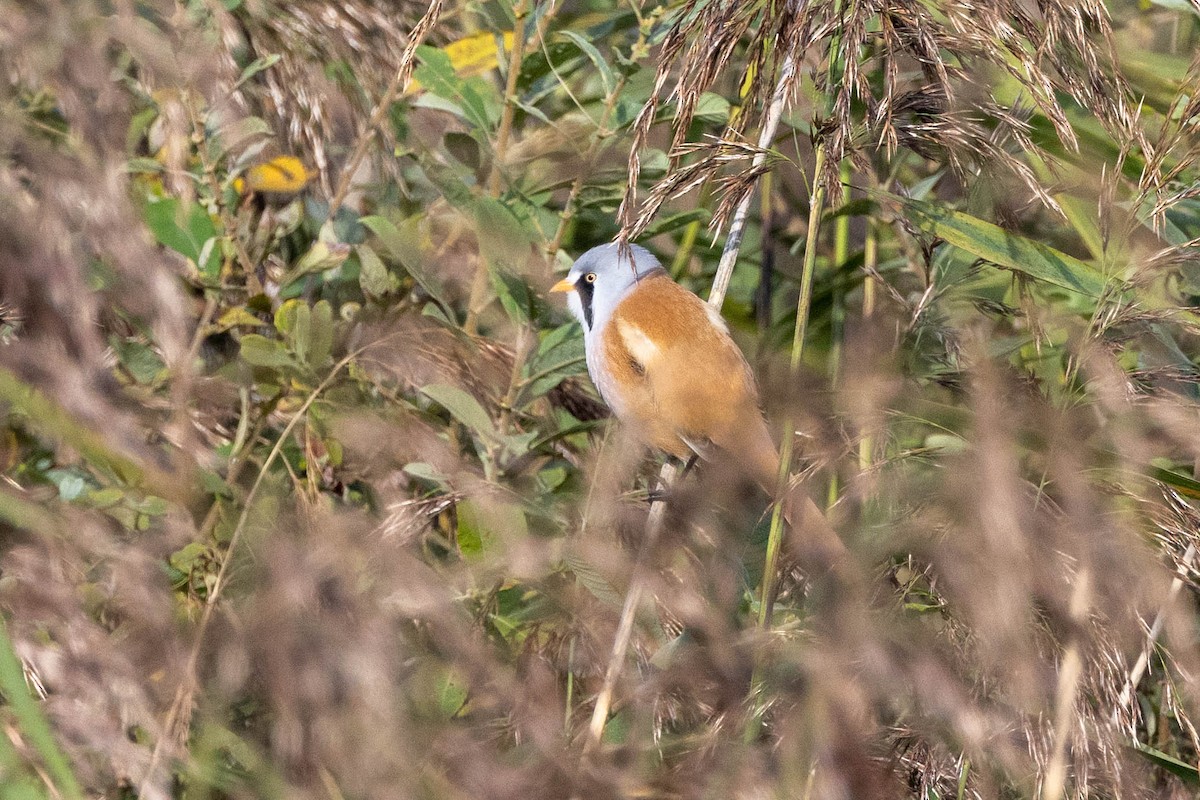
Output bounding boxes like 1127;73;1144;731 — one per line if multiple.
584;272;597;283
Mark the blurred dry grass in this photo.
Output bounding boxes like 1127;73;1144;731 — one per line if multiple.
0;1;1198;799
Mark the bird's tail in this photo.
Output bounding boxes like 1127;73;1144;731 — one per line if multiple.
742;427;849;573
781;491;849;574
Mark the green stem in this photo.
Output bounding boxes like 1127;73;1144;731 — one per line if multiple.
748;143;830;744
758;144;828;631
669;212;702;280
564;636;576;731
858;216;877;473
825;159;851;509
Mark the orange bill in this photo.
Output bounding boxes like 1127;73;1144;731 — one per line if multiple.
550;278;576;293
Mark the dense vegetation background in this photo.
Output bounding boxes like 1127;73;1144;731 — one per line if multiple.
2;0;1200;797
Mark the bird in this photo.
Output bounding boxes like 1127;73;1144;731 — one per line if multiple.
550;242;844;564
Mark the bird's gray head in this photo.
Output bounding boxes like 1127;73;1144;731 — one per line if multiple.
550;243;665;334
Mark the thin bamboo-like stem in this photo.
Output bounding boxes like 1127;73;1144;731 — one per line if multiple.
759;143;829;631
825;160;851;509
745;132;833;749
669;215;701;279
585;461;674;749
708;56;796;310
1042;568;1091;800
760;0;852;615
1116;540;1198;721
0;620;82;800
858;217;877;472
587;52;797;752
487;0;533;197
756;172;775;334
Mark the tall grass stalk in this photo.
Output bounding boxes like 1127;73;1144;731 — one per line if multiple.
858;217;877;472
1042;569;1091;800
826;159;851;509
585;462;674;749
548;21;645;261
758;142;829;630
1117;541;1198;715
706;57;796;309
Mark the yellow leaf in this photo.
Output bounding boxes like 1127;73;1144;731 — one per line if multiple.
214;307;266;331
237;155;309;195
447;31;515;77
407;31;514;94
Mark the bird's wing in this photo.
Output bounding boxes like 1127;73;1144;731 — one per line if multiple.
606;275;776;479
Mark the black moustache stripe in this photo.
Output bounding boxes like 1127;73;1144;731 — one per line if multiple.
578;279;595;331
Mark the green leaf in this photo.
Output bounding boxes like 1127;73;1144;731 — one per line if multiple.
641;208;711;238
85;487;125;508
238;334;295;368
1150;465;1200;499
215;306;266;331
521;323;586;404
47;470;87;501
502;430;538;460
112;338;166;385
198;469;234;499
640;148;669;179
490;267;537;324
403;462;449;486
125;157;163;175
414;46;457;91
564;550;624;610
436;670;468;718
308;300;334;368
420;383;496;441
234;53;281;91
280;239;352;287
472;196;536;266
537;464;568;492
456;503;483;555
1130;742;1200;784
924;433;968;454
273;300;300;336
692;91;731;124
891;195;1110;298
456;498;527;558
170;541;211;574
357;243;398;298
277;300;311;362
143;197;221;278
558;30;616;95
360;215;455;319
414;46;498;132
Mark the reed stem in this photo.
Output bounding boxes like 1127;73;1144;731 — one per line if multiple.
758;143;828;629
